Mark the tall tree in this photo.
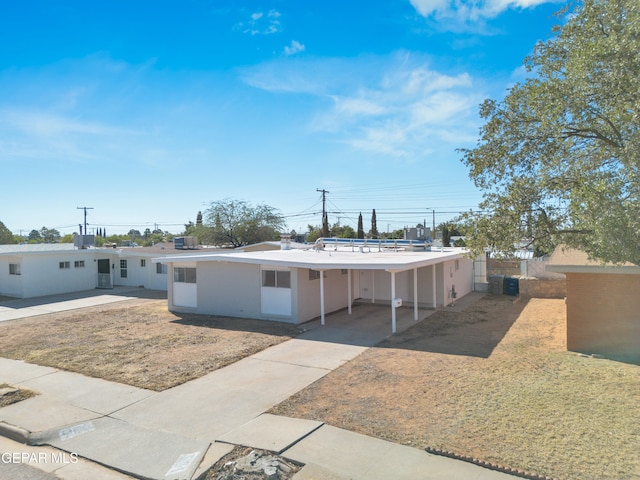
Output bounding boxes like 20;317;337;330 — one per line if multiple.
40;227;61;243
28;230;42;242
460;0;640;264
322;214;329;238
442;224;451;248
0;221;14;244
204;198;285;247
370;209;379;238
357;212;365;239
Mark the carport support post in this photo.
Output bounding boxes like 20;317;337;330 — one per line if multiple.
320;271;325;326
347;269;352;314
371;270;375;303
432;265;437;308
391;271;397;334
413;268;418;321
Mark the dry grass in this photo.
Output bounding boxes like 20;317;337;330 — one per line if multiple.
0;384;36;408
271;296;640;480
0;299;301;391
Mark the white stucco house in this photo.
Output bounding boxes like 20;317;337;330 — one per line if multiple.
0;243;226;299
155;239;476;333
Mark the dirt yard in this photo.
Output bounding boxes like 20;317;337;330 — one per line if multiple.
1;295;637;479
0;298;301;391
271;296;640;480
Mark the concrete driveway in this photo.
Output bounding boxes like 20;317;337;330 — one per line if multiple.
0;287;166;323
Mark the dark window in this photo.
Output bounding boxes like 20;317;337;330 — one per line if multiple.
174;267;197;283
262;270;290;288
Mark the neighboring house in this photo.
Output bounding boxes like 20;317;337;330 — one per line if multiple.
547;247;640;362
0;242;228;299
154;240;475;333
235;240;309;252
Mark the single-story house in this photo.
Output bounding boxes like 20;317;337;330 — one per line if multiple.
0;243;229;299
154;239;476;333
547;247;640;362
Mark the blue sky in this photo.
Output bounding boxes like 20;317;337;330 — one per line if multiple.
0;0;564;237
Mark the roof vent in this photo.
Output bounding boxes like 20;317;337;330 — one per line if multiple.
281;235;291;250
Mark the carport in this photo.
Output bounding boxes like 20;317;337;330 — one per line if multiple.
313;262;438;333
156;244;473;334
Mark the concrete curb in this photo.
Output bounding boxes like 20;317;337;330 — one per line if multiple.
0;420;31;444
424;447;557;480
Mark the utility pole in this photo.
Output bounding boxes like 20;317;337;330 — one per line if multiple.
317;188;329;220
317;188;329;237
77;206;94;236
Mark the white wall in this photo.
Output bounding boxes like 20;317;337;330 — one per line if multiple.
358;269;413;303
20;252;98;298
0;256;23;297
442;258;474;306
295;268;351;323
192;261;263;319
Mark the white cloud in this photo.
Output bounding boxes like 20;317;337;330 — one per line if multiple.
238;9;283;35
0;108;134;162
242;53;484;159
410;0;560;22
332;96;386;116
284;40;305;56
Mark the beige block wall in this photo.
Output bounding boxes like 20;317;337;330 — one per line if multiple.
518;278;566;298
566;272;640;361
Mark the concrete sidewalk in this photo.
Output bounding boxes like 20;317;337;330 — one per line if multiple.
0;294;519;480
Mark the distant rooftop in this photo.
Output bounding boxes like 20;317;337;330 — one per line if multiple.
0;243;77;255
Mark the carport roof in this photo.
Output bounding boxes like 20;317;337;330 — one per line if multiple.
153;246;468;272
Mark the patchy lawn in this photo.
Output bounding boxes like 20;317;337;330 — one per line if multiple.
0;384;36;408
270;296;640;480
0;299;301;391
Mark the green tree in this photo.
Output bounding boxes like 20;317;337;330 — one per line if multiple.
28;229;42;242
321;214;329;238
370;209;378;238
357;212;365;239
460;0;640;264
204;199;285;247
40;227;61;243
306;224;323;243
329;223;356;239
0;221;14;244
442;224;451;248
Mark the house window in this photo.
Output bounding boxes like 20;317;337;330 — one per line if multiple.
308;269;326;280
156;263;167;274
262;270;291;288
59;261;70;269
120;259;128;278
74;260;85;268
140;259;146;267
9;263;21;275
174;267;196;283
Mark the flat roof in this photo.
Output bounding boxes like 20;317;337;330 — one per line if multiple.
0;244;78;255
547;247;640;274
154;246;468;272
